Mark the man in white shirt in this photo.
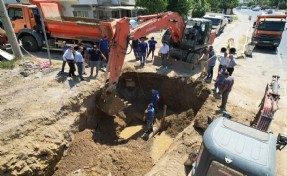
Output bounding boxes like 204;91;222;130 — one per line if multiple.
218;52;228;72
75;46;85;81
63;45;75;77
158;41;169;69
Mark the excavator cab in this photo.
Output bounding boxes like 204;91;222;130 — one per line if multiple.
163;18;212;50
164;18;212;63
186;117;287;176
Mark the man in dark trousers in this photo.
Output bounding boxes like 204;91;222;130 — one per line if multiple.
138;37;148;66
75;46;85;81
87;45;106;77
63;45;75;78
132;39;140;60
61;41;70;72
144;103;155;133
218;71;234;111
99;36;109;68
147;37;157;61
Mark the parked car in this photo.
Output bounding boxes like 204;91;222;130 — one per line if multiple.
252;6;261;11
266;9;273;14
217;9;224;13
203;14;228;35
224;15;233;23
241;6;248;9
236;6;241;10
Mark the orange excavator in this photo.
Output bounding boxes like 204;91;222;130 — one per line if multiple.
97;12;215;115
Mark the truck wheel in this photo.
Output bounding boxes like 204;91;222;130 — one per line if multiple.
20;36;39;52
272;46;278;50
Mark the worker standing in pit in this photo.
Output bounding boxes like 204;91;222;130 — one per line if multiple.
138;37;148;66
147;37;157;61
99;36;109;68
152;89;160;113
144;103;155;133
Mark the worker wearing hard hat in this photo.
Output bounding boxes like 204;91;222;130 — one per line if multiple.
144;103;155;133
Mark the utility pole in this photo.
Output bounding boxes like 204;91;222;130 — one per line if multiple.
0;0;23;58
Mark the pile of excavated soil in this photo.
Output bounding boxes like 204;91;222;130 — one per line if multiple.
54;130;153;176
165;109;195;137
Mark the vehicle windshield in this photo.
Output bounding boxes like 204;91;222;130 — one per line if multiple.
257;21;285;31
130;20;138;28
204;18;220;26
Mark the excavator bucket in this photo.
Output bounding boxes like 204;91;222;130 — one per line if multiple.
95;89;126;116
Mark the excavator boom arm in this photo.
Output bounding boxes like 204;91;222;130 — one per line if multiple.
106;12;185;88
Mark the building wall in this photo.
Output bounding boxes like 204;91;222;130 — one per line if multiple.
61;1;75;17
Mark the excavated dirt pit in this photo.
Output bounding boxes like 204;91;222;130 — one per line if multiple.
53;72;210;176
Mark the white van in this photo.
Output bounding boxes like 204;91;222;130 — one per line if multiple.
203;14;227;35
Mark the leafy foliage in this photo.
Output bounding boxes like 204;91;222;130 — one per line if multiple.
135;0;168;14
192;0;210;18
167;0;193;16
219;0;239;9
206;0;219;9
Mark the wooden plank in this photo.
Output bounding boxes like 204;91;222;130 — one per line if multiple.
0;49;14;61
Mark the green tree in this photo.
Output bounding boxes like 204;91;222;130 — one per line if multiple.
167;0;193;16
206;0;219;9
247;1;256;6
219;0;239;9
135;0;168;14
192;0;210;17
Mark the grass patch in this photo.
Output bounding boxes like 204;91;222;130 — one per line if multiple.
0;59;17;69
0;56;27;69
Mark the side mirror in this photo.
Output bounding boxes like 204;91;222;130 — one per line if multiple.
253;22;256;28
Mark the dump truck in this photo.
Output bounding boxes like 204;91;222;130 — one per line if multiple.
4;0;106;51
251;14;287;49
186;117;287;176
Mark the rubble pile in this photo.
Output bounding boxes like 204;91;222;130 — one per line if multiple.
19;60;51;77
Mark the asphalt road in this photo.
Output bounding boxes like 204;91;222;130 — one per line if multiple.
235;9;287;59
231;10;287;175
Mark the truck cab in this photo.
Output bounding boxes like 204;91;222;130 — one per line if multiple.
187;117;287;176
251;14;287;49
7;3;44;51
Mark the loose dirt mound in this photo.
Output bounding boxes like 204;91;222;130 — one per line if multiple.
165;109;195;137
54;130;153;176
